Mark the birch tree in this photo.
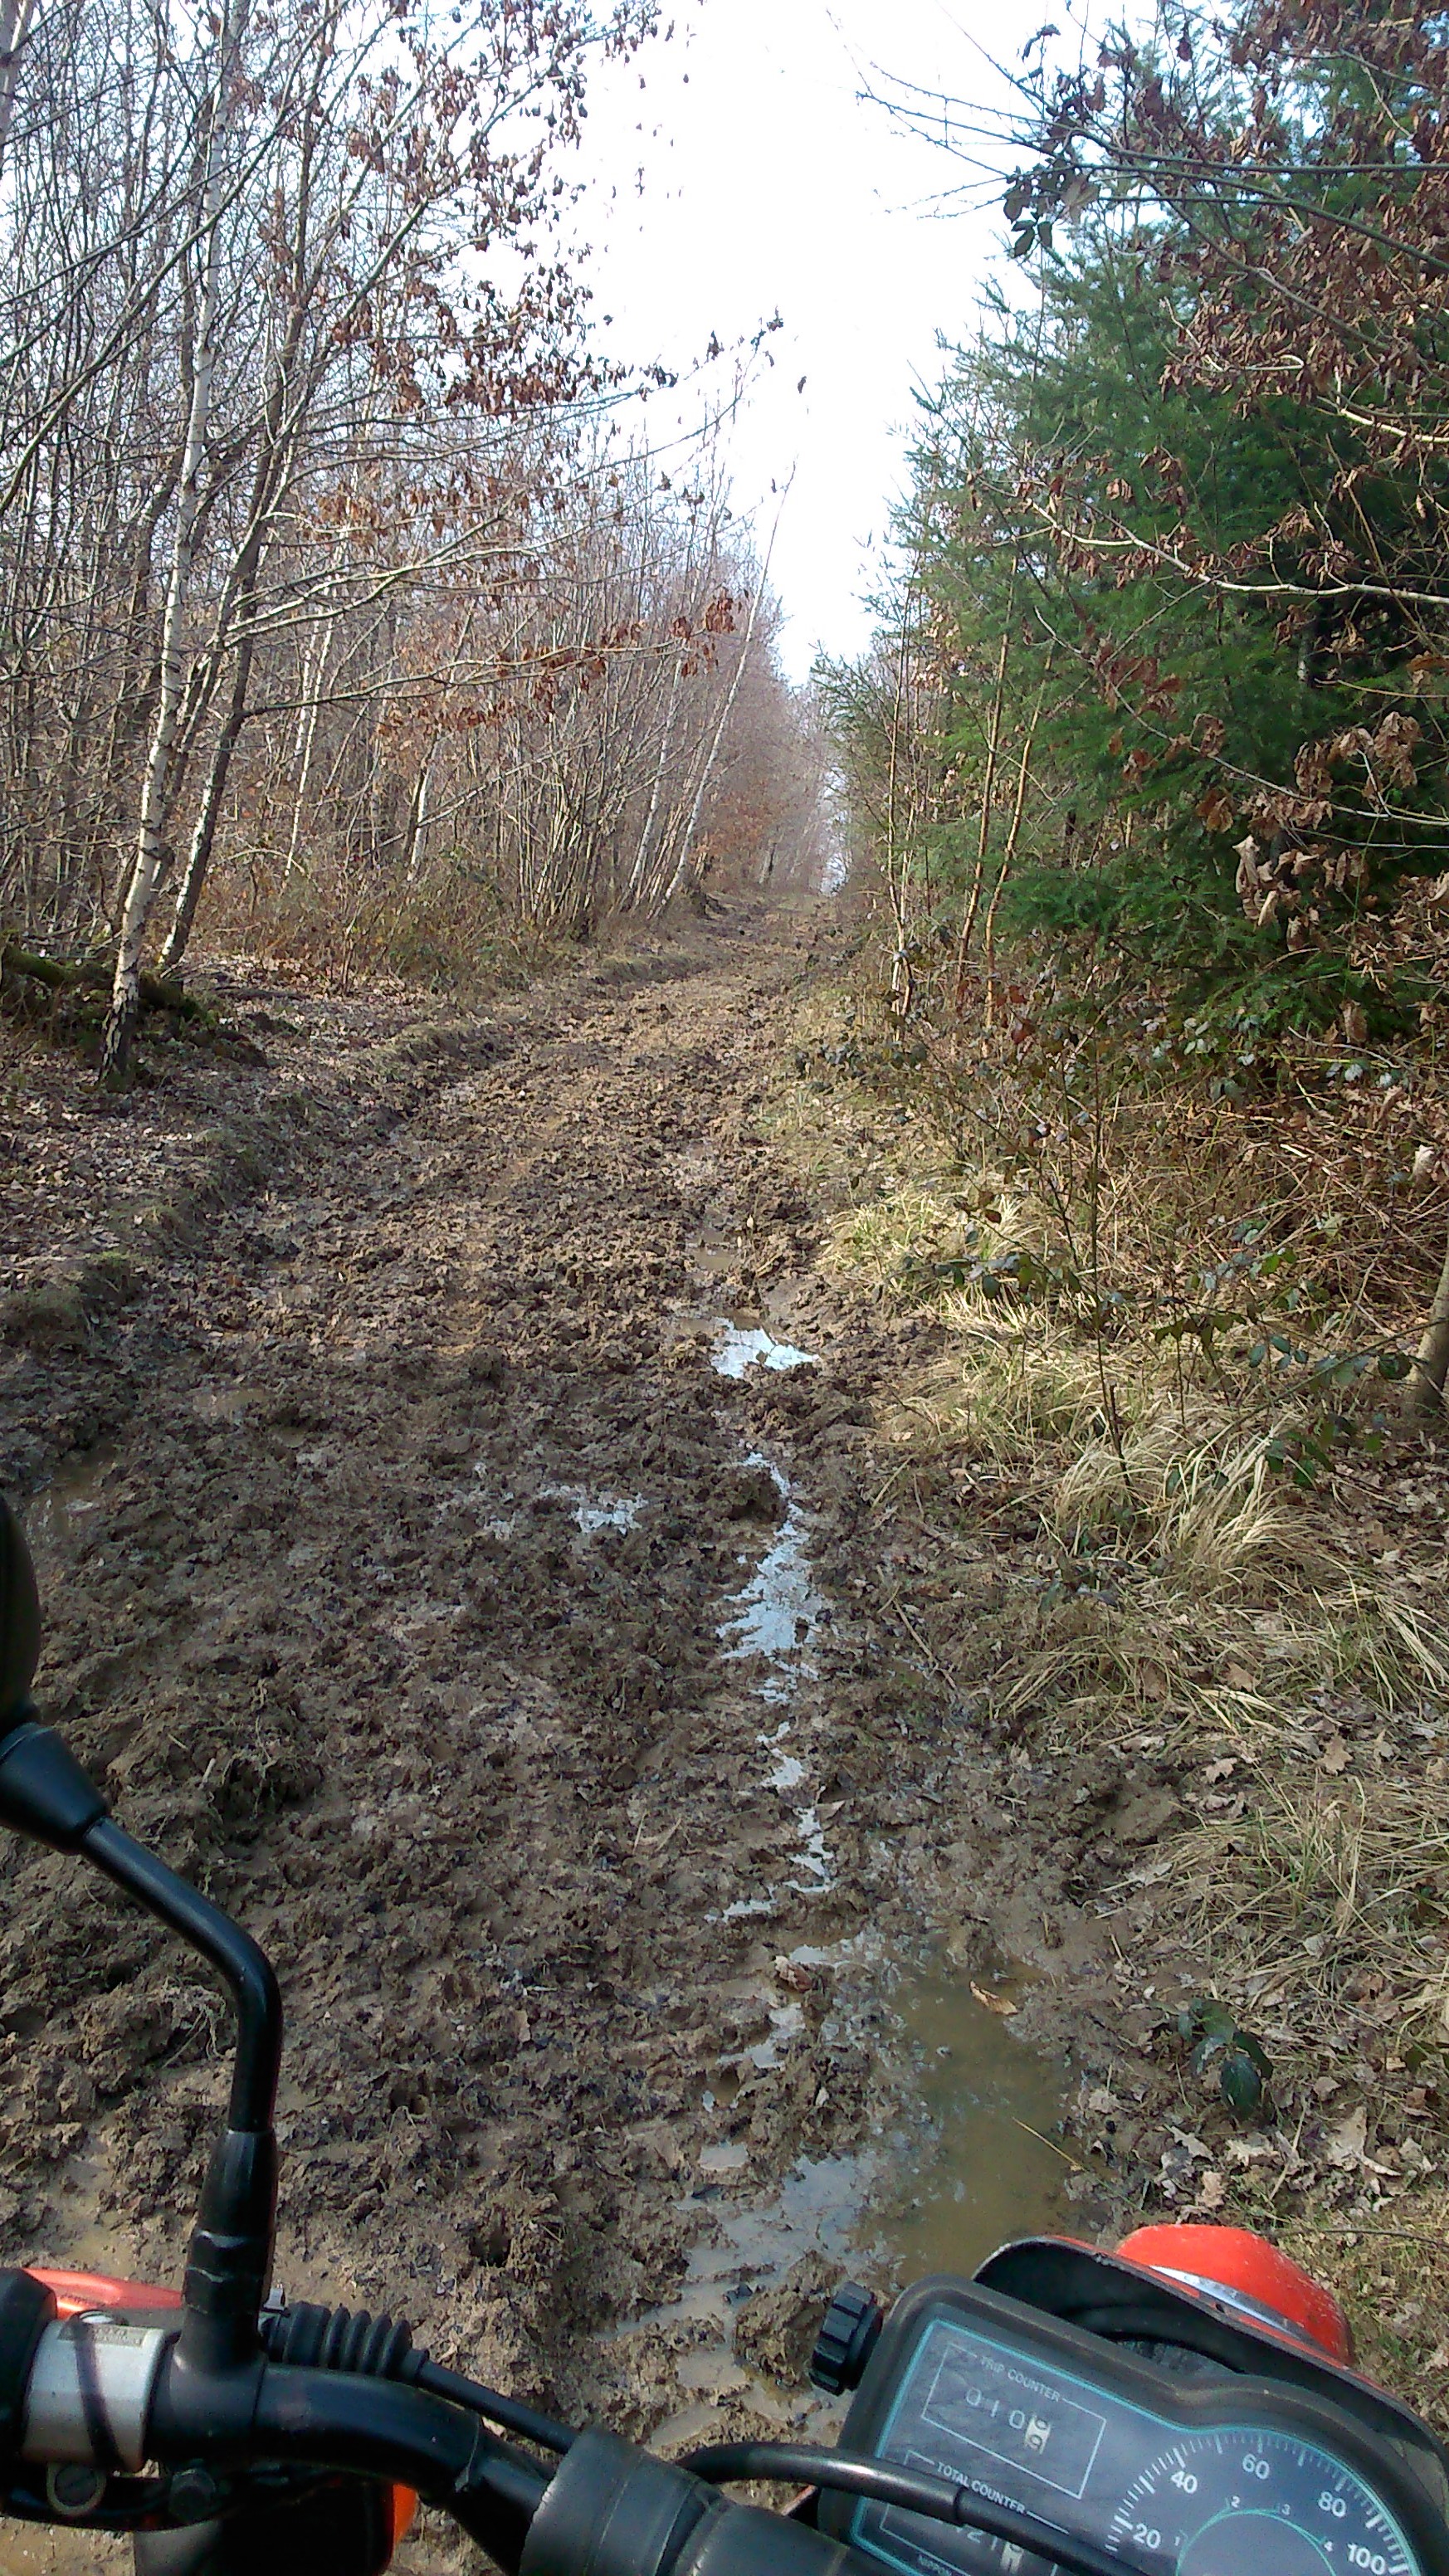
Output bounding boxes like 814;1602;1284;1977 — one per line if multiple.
100;0;244;1085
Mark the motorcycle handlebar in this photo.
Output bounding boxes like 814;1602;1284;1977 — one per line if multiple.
149;2346;549;2566
6;2307;881;2576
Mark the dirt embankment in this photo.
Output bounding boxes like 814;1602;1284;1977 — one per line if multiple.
0;912;1344;2563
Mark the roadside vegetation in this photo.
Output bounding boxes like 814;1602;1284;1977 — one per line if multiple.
0;0;827;1081
817;0;1449;2404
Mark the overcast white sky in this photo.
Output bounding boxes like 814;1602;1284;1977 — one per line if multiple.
572;0;1043;681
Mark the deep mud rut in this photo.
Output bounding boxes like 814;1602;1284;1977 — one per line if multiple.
0;917;1138;2568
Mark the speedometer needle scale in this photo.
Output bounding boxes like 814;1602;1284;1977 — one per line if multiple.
1111;2433;1415;2576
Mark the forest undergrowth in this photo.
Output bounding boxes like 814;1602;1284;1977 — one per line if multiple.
770;925;1449;2413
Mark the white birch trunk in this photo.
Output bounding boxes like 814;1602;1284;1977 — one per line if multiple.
101;0;239;1084
1405;1227;1449;1421
0;0;34;177
402;741;437;882
661;575;766;907
285;621;332;881
624;654;683;910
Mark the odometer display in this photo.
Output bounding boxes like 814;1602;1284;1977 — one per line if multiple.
839;2313;1426;2576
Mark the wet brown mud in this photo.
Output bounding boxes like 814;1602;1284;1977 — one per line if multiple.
0;917;1135;2569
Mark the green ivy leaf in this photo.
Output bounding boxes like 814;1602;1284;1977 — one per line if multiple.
1237;2030;1273;2079
1220;2048;1266;2116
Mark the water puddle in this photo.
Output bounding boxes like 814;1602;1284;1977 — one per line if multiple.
191;1381;252;1424
461;1475;646;1539
760;1728;831;1891
571;1494;646;1534
642;1950;1076;2395
719;1463;823;1679
688;1226;738;1285
534;1482;647;1534
854;1956;1076;2281
710;1324;818;1379
22;1442;120;1562
715;1455;833;1898
663;2152;867;2335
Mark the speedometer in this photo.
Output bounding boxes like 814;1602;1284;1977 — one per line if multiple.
818;2283;1440;2576
1111;2427;1417;2576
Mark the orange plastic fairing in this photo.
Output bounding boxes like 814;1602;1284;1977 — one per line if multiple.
27;2266;183;2318
1115;2222;1353;2364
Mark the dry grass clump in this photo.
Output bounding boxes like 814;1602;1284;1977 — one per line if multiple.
831;1185;983;1290
778;964;1449;2127
1055;1401;1314;1597
199;848;549;995
1180;1773;1449;2035
890;1324;1113;1468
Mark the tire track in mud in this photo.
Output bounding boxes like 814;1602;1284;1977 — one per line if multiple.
0;925;1110;2565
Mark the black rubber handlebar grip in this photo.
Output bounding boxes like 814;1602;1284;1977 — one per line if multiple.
522;2430;873;2576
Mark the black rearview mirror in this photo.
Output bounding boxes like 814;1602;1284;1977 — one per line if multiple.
1;1493;41;1725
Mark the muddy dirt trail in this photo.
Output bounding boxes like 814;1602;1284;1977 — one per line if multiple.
0;916;1129;2566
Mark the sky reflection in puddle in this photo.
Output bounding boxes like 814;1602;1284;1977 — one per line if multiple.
710;1324;818;1380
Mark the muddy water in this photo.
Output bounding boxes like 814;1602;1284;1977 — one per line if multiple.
624;1946;1076;2457
21;1442;118;1568
709;1328;835;1906
725;1948;1072;2287
855;1957;1076;2280
699;1322;1075;2285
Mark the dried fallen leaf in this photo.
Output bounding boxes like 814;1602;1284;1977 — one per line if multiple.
1204;1757;1237;1783
1320;1734;1351;1773
1168;2126;1211;2160
773;1958;813;1993
971;1982;1017;2016
1197;2169;1227;2209
1222;1661;1256;1690
1325;2104;1367;2167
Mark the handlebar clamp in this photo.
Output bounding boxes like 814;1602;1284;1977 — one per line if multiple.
22;2310;176;2472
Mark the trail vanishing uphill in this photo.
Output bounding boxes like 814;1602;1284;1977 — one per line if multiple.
0;914;1142;2566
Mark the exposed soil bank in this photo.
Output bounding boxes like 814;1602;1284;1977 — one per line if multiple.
0;915;1186;2566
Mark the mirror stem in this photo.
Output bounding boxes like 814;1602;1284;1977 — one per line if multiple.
83;1820;281;2133
84;1819;281;2371
0;1720;282;2368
